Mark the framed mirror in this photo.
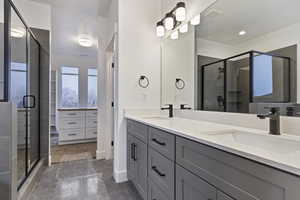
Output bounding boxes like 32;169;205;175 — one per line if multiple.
161;0;300;117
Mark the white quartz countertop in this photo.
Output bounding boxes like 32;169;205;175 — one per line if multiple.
125;113;300;176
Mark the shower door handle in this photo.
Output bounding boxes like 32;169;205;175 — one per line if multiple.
23;95;36;109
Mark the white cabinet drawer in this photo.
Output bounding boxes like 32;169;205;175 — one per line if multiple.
86;110;97;118
86;128;97;139
59;129;85;141
58;111;83;118
86;118;97;128
58;118;83;130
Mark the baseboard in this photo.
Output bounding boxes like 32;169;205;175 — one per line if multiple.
96;149;105;160
113;169;128;183
18;159;45;200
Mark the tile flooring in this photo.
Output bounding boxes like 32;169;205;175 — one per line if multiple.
27;159;142;200
51;142;97;164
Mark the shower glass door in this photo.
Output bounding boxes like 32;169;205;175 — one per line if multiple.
10;4;40;188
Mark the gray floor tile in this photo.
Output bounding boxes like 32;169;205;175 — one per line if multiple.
26;159;142;200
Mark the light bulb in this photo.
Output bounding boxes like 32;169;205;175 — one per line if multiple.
175;2;186;22
179;24;188;33
165;13;174;31
191;14;201;26
156;21;165;37
170;30;179;40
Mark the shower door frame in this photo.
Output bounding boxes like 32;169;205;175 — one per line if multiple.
2;0;42;190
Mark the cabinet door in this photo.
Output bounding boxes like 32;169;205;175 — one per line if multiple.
176;165;217;200
135;138;148;200
127;134;136;182
217;191;234;200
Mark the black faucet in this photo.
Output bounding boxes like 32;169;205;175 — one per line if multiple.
257;107;281;135
161;104;173;118
180;104;192;110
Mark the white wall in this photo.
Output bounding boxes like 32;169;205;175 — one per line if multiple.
162;26;195;107
114;0;161;182
12;0;51;30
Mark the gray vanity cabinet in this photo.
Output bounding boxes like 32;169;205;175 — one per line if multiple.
176;165;217;200
127;119;300;200
127;120;148;200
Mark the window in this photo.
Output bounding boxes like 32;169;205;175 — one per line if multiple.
10;62;27;108
88;68;97;107
60;66;79;107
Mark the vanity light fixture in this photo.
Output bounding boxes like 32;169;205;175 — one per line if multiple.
191;14;201;25
179;23;188;33
165;13;175;30
175;2;186;22
239;30;247;36
78;35;93;47
170;30;179;40
11;28;25;38
156;21;165;37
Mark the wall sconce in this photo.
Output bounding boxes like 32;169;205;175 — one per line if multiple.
156;1;186;38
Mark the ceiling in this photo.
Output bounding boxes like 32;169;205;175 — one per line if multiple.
196;0;300;46
30;0;112;57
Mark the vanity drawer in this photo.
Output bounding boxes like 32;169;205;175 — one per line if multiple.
86;128;97;139
58;118;83;130
148;148;174;200
148;178;171;200
149;127;175;160
86;110;97;118
58;111;83;118
86;118;97;128
176;165;217;200
127;120;148;143
59;129;85;141
176;136;300;200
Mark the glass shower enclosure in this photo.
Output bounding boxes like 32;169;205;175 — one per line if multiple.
0;0;41;189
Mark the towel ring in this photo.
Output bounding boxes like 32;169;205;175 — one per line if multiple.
175;78;185;90
139;75;150;88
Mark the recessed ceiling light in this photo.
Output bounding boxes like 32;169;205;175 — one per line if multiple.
239;30;246;36
78;35;93;47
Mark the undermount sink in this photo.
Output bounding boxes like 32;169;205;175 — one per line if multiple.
215;131;300;154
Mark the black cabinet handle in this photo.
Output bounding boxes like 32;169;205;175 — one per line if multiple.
152;138;166;146
131;143;134;160
133;143;137;161
152;166;165;177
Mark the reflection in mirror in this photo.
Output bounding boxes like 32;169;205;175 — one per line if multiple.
161;0;300;117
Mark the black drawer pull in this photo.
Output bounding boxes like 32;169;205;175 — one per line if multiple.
152;166;165;177
68;122;77;125
68;133;77;136
152;138;166;146
133;143;137;161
